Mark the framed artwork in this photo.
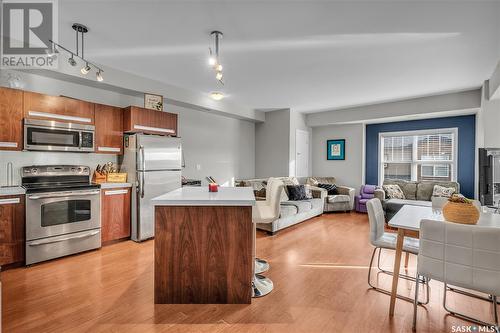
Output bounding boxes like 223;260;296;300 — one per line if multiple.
327;139;345;160
144;93;164;111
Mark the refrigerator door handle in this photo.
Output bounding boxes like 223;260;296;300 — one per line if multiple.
139;144;146;198
141;171;145;198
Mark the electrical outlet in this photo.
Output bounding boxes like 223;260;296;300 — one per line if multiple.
196;164;201;171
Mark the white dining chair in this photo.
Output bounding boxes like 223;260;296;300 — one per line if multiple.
251;177;283;297
413;219;500;331
366;199;429;303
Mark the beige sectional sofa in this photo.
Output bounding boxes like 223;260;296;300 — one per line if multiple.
236;177;326;234
306;177;355;212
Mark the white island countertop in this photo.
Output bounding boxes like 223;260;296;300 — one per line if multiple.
152;186;256;206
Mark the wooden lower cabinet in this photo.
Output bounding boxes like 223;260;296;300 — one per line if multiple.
101;188;131;243
0;195;25;265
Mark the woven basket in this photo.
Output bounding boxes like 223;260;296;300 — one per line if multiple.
442;201;480;225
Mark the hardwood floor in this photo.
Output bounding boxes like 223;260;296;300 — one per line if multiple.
2;212;494;332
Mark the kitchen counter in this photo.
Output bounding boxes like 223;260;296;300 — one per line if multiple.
99;183;133;189
153;186;255;304
0;186;25;196
152;186;256;206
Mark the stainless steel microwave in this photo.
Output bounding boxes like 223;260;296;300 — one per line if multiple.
24;119;95;152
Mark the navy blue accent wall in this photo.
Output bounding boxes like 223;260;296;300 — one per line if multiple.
365;115;476;198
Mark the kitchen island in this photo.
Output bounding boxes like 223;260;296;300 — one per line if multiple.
152;186;256;304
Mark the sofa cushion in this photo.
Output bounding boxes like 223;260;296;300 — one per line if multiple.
327;194;351;203
432;184;456;198
310;198;324;210
317;183;338;195
281;200;313;214
363;184;377;194
383;184;405;199
308;177;336;185
279;204;297;218
386;198;432;207
384;180;417;200
286;185;308;201
417;181;459;201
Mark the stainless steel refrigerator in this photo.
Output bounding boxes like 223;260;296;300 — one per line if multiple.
121;134;182;242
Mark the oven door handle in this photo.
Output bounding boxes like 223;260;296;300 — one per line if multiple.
28;230;100;246
28;190;100;200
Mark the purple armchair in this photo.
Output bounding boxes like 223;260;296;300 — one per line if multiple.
355;185;378;213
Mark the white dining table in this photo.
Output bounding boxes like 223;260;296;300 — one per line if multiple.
387;204;500;316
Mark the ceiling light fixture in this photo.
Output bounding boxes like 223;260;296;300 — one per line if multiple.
208;31;224;85
48;23;104;82
68;55;77;66
81;63;91;75
96;70;104;82
210;92;224;101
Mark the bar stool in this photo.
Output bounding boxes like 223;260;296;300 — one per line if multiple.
251;177;283;297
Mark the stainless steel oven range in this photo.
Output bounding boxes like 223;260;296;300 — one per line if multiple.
22;165;101;265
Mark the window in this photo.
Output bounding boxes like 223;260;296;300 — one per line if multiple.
379;129;457;183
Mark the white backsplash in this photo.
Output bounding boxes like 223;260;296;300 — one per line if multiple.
0;151;118;186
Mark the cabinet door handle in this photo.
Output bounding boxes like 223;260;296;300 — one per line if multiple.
0;198;20;205
28;111;92;123
0;142;18;148
104;189;128;195
98;146;121;152
133;125;174;134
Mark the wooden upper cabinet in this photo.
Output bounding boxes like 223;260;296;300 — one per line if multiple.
23;91;95;124
0;195;25;266
95;104;123;154
123;106;177;136
0;87;23;151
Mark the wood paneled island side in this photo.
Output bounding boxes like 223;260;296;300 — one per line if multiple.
152;187;256;304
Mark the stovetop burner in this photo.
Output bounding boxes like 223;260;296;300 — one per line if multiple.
21;165;100;194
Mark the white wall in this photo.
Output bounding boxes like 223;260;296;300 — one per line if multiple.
174;104;255;186
311;124;364;192
480;81;500;148
255;109;290;178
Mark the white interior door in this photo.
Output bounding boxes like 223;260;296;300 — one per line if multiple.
296;129;310;177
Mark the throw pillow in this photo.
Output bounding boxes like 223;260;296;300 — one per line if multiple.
432;185;456;198
383;184;405;199
286;185;308;201
317;183;338;195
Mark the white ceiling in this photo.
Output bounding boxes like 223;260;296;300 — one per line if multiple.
58;0;500;113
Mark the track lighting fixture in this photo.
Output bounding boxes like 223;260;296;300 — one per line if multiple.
46;44;58;59
96;70;103;82
68;55;77;66
208;56;217;67
48;23;104;82
81;63;91;75
208;31;224;85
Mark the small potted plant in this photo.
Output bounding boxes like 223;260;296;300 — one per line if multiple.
442;194;480;224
